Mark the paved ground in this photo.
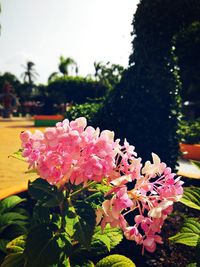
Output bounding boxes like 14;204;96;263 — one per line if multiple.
0;117;199;199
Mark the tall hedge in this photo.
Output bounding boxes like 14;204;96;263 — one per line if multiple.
47;76;108;104
94;0;200;168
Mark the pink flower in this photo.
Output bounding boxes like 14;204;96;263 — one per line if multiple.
20;117;183;254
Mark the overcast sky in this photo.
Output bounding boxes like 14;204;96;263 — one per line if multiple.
0;0;139;84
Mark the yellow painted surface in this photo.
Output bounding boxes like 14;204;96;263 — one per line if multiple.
0;117;44;199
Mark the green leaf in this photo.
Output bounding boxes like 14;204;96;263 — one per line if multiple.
73;202;96;249
0;224;27;241
96;254;136;267
0;239;9;253
8;149;26;162
6;235;26;253
65;208;77;237
28;178;64;207
196;237;200;266
169;218;200;246
0;195;26;214
71;226;123;261
93;235;111;252
191;160;200;169
180;187;200;210
72;260;95;267
32;204;50;224
186;263;197;267
24;223;61;267
25;169;37;174
85;192;104;208
0;252;24;267
93;225;123;250
0;212;28;234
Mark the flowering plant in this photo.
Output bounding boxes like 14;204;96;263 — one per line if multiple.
2;117;183;266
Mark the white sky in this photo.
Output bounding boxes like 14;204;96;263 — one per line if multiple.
0;0;139;84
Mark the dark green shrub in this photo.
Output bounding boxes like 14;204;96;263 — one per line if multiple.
67;101;103;125
94;0;200;169
178;119;200;144
47;76;108;104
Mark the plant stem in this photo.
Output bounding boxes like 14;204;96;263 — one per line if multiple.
69;181;97;198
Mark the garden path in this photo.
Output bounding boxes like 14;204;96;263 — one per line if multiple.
0;117;199;199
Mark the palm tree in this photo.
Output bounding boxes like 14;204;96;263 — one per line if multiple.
48;56;78;83
21;61;38;85
58;56;78;76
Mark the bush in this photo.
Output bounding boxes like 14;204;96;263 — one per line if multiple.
178;119;200;144
47;76;108;104
67;101;103;125
94;0;200;169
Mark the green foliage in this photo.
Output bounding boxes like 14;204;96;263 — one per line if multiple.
192;161;200;169
8;149;26;162
73;202;96;249
169;218;200;246
24;223;70;267
6;235;26;254
1;179;124;267
93;61;124;90
178;119;200;144
94;0;200;169
180;187;200;210
174;21;200;117
187;263;197;267
28;178;64;207
47;76;108;104
96;254;136;267
0;252;24;267
0;196;28;256
67;102;103;124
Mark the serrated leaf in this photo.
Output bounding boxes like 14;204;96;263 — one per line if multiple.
93;235;111;252
6;235;26;253
96;254;136;267
28;178;64;207
180;187;200;210
71;225;123;261
8;149;26;162
94;225;123;250
24;223;60;267
0;195;26;214
169;218;200;246
73;202;96;249
0;252;24;267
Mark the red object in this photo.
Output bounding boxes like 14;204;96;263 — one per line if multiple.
180;143;200;160
34;115;64;120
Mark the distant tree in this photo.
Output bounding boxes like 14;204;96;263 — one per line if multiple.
48;56;78;83
0;72;20;91
21;61;38;86
93;61;124;89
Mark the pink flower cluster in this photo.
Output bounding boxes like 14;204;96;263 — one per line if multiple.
20;117;137;185
96;153;183;253
20;117;183;253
